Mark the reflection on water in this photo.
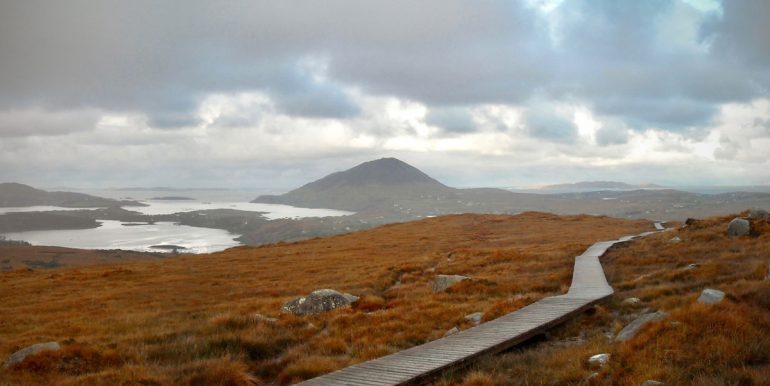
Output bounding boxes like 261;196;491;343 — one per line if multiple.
129;200;353;219
2;220;240;253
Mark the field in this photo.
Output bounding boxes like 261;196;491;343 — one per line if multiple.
437;213;770;385
0;212;649;385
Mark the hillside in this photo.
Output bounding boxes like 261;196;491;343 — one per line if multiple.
0;212;650;385
0;245;166;271
253;158;455;211
542;181;663;191
0;183;143;208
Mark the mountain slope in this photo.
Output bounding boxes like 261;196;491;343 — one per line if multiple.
253;158;455;211
0;183;144;208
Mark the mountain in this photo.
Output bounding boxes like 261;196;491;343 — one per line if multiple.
0;182;144;208
253;158;455;211
542;181;663;191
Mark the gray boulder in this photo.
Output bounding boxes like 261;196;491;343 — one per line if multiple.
616;311;668;342
621;297;642;306
669;236;682;243
464;312;483;325
4;342;60;368
588;353;610;366
727;218;750;237
282;289;359;315
433;274;470;292
697;288;725;305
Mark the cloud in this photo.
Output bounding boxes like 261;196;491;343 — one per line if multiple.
0;108;100;137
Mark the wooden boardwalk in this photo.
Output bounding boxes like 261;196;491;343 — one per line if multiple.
296;224;662;386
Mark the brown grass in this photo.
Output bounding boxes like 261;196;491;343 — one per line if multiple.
453;212;770;385
0;212;648;385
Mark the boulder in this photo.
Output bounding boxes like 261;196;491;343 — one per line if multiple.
588;353;610;366
749;208;769;221
464;312;483;325
727;218;750;237
621;297;642;306
4;342;60;368
697;288;725;305
669;236;682;243
282;289;359;315
641;381;666;386
685;263;700;270
616;311;668;342
443;326;459;336
433;274;470;292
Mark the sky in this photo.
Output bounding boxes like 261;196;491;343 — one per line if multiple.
1;0;769;190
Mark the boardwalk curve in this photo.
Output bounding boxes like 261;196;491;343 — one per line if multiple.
296;223;664;386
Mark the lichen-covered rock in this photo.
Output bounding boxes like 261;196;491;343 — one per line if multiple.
4;342;60;368
697;288;725;305
433;274;470;292
282;289;358;315
727;218;750;237
616;311;668;342
443;326;459;336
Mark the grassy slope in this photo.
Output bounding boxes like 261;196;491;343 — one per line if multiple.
0;246;166;271
438;213;770;386
0;212;649;385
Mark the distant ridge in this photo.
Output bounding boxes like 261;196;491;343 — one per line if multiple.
253;158;453;211
542;181;663;190
0;182;144;208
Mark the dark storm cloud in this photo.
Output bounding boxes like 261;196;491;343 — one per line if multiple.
0;0;768;134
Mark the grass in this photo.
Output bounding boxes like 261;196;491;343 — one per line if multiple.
0;212;649;385
441;212;770;385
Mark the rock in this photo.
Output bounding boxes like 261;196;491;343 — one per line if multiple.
616;311;668;342
622;297;642;306
669;236;682;243
588;353;610;366
697;288;725;305
464;312;483;325
444;326;459;336
433;274;470;292
4;342;61;368
641;381;666;386
282;289;358;315
727;218;750;237
749;208;769;221
685;263;700;270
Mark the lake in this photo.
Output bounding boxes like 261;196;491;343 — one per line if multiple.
1;189;354;253
2;220;240;253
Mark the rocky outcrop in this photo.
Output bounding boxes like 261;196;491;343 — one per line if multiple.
433;274;470;292
616;311;668;342
3;342;60;368
727;218;750;237
697;288;725;305
282;289;359;315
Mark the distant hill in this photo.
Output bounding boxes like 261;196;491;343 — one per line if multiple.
0;182;144;208
253;158;455;211
542;181;663;190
